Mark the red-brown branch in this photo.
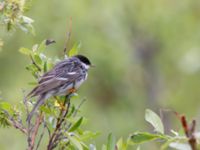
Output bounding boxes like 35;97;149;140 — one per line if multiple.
28;113;43;150
177;114;197;150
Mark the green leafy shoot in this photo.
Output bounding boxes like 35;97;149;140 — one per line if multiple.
145;109;164;134
107;133;116;150
19;47;32;55
69;117;83;132
130;132;167;144
68;41;81;57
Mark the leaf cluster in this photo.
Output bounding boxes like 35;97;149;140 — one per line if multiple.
0;0;34;33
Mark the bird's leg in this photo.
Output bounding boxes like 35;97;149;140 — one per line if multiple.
68;82;77;94
68;88;76;94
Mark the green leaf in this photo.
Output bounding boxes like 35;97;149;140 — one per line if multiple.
40;106;52;115
69;117;83;132
80;131;100;141
19;47;32;55
7;21;12;31
116;138;127;150
130;132;165;144
33;54;42;65
37;40;47;53
28;81;38;85
43;61;48;72
107;133;116;150
67;105;75;117
26;64;39;72
66;133;83;150
0;102;12;110
0;111;11;127
145;109;164;134
68;41;81;57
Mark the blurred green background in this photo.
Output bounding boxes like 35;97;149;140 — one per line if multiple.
1;0;200;149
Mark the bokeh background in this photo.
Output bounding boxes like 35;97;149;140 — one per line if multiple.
1;0;200;149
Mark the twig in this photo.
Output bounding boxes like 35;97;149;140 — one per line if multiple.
23;90;29;115
177;114;197;150
51;101;71;149
63;18;72;55
28;113;43;150
44;120;51;138
9;116;27;134
188;120;197;150
51;98;87;148
73;98;86;117
47;96;71;150
30;55;42;72
3;110;27;134
36;122;46;150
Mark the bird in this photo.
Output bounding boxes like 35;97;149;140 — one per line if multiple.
26;54;92;122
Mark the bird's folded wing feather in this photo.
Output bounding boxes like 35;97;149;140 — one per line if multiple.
27;58;82;97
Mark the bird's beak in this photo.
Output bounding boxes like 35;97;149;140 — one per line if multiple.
90;64;95;68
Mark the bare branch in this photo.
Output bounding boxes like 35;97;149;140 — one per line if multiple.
3;110;27;134
23;90;29;115
9;117;27;134
36;122;46;150
178;115;197;150
27;113;43;150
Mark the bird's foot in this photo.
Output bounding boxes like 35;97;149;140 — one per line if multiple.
68;88;76;94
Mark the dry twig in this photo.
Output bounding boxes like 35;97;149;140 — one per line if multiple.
176;113;197;150
63;18;72;55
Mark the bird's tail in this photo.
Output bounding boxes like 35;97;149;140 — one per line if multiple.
26;95;46;122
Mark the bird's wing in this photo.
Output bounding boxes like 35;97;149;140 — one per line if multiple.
27;58;83;97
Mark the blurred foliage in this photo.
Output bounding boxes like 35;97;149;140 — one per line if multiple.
0;0;34;33
0;0;200;149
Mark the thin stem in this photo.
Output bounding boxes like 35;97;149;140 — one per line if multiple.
8;115;27;134
27;113;43;150
36;122;46;150
63;18;72;55
47;95;71;150
30;55;42;72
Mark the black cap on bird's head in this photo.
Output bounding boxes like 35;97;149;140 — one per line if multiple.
75;55;92;66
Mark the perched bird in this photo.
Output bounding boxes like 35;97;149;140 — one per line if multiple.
27;54;92;122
